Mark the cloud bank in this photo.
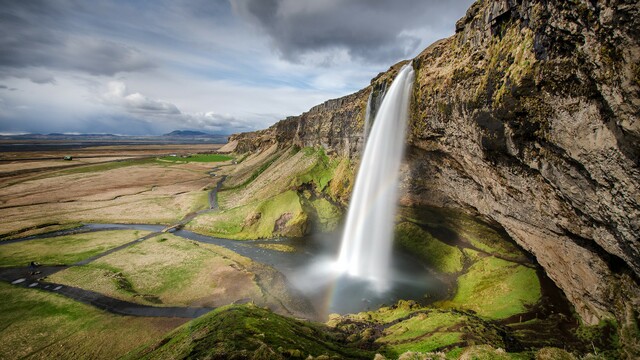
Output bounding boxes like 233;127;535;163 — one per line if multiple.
0;0;474;135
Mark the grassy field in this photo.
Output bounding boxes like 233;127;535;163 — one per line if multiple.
158;154;233;163
0;160;214;237
438;257;541;319
0;282;185;360
48;234;304;312
0;230;149;267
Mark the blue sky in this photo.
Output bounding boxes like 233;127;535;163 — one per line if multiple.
0;0;474;135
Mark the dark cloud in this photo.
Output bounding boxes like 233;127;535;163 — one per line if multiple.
0;85;18;91
0;0;154;78
230;0;475;64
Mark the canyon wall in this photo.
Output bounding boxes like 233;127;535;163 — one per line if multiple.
228;0;639;337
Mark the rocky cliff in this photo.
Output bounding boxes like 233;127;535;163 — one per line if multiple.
227;0;639;349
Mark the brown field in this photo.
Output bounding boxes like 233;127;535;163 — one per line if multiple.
0;143;225;239
0;143;222;180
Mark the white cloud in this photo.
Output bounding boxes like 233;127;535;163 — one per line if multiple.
101;81;180;115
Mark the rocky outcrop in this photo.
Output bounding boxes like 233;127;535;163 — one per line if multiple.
228;0;639;347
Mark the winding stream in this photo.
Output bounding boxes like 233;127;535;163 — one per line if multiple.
0;166;447;319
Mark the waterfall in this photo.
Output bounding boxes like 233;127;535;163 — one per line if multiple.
336;63;415;293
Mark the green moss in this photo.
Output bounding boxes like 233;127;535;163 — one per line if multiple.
378;312;463;343
309;197;342;232
398;206;529;263
439;257;541;319
395;222;464;273
292;147;338;192
575;319;620;358
126;304;373;360
188;190;307;239
386;332;463;355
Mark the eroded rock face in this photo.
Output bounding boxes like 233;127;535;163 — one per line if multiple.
229;0;639;336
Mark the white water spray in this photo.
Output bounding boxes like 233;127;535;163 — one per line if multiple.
336;63;415;292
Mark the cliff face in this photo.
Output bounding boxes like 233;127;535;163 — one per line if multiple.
228;0;639;336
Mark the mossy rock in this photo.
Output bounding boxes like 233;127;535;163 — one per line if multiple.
395;222;464;273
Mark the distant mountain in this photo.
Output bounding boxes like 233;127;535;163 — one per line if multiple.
164;130;212;137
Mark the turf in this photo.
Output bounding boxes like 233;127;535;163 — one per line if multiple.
48;234;267;307
125;304;373;360
0;282;183;359
439;257;541;319
0;230;148;267
395;222;464;273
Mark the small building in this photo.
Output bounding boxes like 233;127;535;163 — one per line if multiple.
63;156;73;161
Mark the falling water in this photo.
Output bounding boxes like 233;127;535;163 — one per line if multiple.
336;63;415;292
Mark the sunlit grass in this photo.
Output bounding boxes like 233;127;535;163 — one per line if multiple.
0;230;148;267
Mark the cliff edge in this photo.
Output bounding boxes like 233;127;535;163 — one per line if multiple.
227;0;639;352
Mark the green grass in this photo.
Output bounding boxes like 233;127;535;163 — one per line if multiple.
291;147;337;192
125;304;373;360
332;300;423;325
0;230;148;267
158;154;233;163
379;311;463;343
439;257;541;319
398;206;530;263
385;332;463;355
395;222;464;273
188;190;307;239
0;283;182;359
48;235;238;306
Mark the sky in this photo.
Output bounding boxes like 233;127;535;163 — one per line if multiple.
0;0;475;136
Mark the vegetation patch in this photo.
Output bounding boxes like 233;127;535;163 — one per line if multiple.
438;257;541;319
158;154;233;163
48;234;270;307
0;230;147;267
398;206;529;263
308;197;342;232
125;303;373;360
0;282;183;359
188;190;307;239
395;222;464;273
